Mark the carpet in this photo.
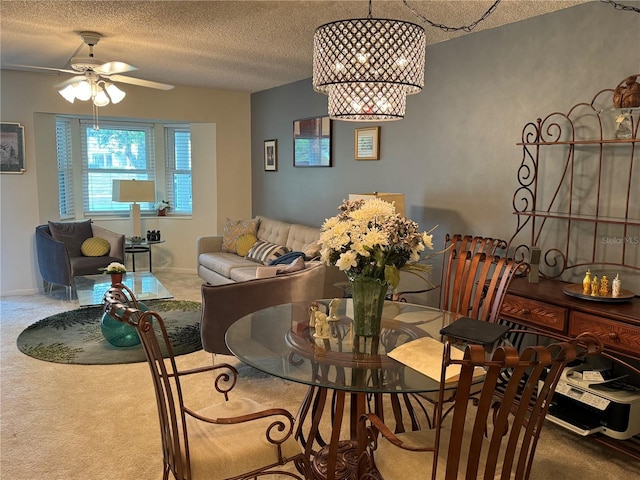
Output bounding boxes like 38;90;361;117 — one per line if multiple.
16;299;202;365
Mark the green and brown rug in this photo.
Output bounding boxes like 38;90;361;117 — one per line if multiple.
17;300;202;365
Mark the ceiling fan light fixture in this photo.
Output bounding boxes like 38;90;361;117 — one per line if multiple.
313;7;425;121
58;84;76;103
93;88;110;107
105;83;126;104
74;80;92;101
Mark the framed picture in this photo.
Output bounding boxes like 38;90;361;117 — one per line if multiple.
1;122;26;174
293;116;332;167
264;139;277;171
354;126;380;160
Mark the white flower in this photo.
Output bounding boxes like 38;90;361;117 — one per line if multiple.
318;199;439;289
103;262;126;273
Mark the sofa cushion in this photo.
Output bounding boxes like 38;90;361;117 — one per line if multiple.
302;240;321;259
221;218;259;253
235;233;258;257
199;252;257;278
255;216;291;246
81;237;111;257
286;223;322;251
256;257;307;278
48;220;94;257
246;240;289;265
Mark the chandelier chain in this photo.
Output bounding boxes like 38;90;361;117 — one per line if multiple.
402;0;501;33
600;0;640;13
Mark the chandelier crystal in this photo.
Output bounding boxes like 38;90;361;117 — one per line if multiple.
313;14;425;121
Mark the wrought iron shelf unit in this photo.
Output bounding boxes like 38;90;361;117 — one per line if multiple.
502;83;640;460
508;88;639;279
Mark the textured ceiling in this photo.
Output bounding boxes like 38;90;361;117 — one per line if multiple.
1;0;589;93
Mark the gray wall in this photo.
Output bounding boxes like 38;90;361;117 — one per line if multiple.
250;2;640;268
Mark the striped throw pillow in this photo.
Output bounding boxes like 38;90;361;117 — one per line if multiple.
246;240;290;265
221;218;259;253
80;237;110;257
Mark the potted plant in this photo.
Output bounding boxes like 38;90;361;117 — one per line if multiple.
102;262;127;285
156;200;170;216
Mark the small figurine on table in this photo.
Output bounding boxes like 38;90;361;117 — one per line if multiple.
599;275;609;296
328;298;342;321
309;301;319;328
612;274;622;298
314;311;330;339
591;275;600;297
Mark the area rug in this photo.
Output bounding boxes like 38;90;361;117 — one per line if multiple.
16;300;202;365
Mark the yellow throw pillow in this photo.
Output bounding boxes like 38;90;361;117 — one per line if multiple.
221;218;259;253
235;233;258;257
81;237;111;257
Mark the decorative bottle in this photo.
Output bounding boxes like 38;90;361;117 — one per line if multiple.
612;274;622;297
599;275;609;296
582;269;592;294
591;275;599;296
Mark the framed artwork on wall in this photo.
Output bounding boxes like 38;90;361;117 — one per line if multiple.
1;122;26;174
293;116;332;167
354;126;380;160
264;139;277;171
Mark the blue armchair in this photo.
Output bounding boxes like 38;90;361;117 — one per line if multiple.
35;221;125;299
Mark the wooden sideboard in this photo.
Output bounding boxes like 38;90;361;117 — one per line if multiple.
501;277;640;358
500;276;640;459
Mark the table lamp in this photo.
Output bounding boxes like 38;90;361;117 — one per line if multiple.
348;192;405;217
112;179;156;237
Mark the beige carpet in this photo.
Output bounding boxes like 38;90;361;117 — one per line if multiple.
1;272;639;479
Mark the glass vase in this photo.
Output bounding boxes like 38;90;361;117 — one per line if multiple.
101;302;148;347
349;275;388;337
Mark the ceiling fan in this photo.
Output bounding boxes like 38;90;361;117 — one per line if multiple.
13;31;174;107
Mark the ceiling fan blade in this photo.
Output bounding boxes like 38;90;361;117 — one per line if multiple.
96;61;138;75
109;74;174;90
55;76;88;88
6;64;77;75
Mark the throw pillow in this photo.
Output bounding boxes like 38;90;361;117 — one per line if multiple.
246;240;290;265
48;220;94;257
235;233;258;257
221;218;259;253
277;256;306;274
302;240;321;260
80;237;111;257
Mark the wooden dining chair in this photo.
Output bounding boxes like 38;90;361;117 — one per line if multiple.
394;234;507;304
441;250;528;324
358;334;603;480
103;285;312;480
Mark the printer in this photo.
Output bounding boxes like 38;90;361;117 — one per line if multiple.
545;365;640;440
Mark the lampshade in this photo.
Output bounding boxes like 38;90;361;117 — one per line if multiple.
349;192;405;217
112;179;156;203
313;15;425;121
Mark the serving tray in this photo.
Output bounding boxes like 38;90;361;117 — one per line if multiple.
563;283;635;303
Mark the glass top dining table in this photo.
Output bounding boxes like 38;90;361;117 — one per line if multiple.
226;298;465;480
226;298;463;395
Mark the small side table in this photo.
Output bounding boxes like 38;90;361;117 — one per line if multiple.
124;240;165;272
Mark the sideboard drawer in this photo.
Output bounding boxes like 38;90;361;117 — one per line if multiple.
501;294;567;333
569;311;640;356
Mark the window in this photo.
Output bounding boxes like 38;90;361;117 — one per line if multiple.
165;127;192;214
55;118;192;216
55;119;74;217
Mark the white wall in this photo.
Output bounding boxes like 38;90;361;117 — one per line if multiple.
0;69;252;296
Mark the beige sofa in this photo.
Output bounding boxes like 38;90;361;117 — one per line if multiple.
196;215;323;285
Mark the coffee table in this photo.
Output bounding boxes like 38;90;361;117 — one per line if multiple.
74;272;173;307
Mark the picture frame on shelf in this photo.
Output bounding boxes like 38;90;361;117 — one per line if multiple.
1;122;26;174
293;116;332;167
264;139;277;171
354;126;380;161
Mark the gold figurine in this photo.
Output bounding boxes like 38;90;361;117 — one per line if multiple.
582;269;592;294
591;275;600;296
599;275;609;296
